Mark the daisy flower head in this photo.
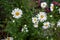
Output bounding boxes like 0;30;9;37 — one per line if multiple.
50;3;54;11
11;8;23;19
33;22;38;28
57;20;60;27
37;12;47;22
33;24;38;28
32;17;38;23
41;2;47;8
42;22;50;29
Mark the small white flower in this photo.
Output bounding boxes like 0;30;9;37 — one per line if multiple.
50;4;54;11
41;2;47;8
37;12;47;22
49;15;53;17
42;22;50;29
33;22;38;28
57;20;60;27
33;24;38;28
58;8;60;13
11;8;23;19
24;25;27;27
32;17;38;23
26;29;29;32
21;28;24;32
21;25;28;32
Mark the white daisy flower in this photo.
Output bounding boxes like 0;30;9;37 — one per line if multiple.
42;22;50;29
33;24;38;28
57;20;60;27
41;2;47;8
33;22;38;28
11;8;23;19
50;4;54;11
58;8;60;13
32;17;38;23
37;12;47;22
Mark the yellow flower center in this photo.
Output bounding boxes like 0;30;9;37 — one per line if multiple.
34;18;36;21
7;37;10;40
40;15;44;18
43;4;45;6
15;12;20;16
52;6;54;9
45;24;48;27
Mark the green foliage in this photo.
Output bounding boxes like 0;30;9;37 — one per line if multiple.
0;0;60;40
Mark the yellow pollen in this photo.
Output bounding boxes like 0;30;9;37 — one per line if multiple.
34;18;36;21
15;12;20;16
52;6;54;9
40;15;44;18
45;24;48;27
7;37;10;40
